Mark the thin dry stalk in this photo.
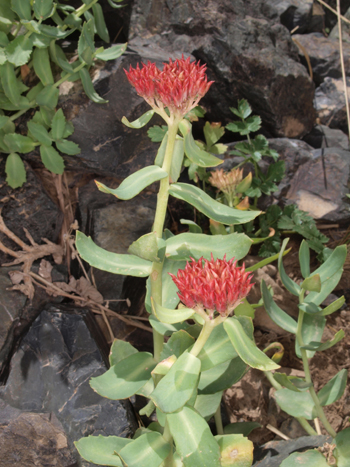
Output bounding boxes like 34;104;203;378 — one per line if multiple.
316;0;350;25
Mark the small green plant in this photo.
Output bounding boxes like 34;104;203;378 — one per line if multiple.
0;0;127;188
262;238;349;466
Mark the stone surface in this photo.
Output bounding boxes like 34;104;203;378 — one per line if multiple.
315;77;350;133
293;32;350;85
0;402;77;467
0;161;63;264
263;0;314;33
303;124;349;150
252;435;331;466
0;307;138;467
128;0;316;138
329;6;350;43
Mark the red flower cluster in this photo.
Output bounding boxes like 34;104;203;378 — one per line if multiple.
169;255;254;318
124;56;213;118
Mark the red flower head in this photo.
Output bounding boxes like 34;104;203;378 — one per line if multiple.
169;255;254;319
124;55;214;120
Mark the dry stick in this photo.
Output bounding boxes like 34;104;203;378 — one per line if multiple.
316;0;350;25
337;0;350;141
29;271;152;333
0;212;31;251
266;424;290;441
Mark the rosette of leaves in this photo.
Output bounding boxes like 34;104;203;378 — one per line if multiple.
0;0;127;188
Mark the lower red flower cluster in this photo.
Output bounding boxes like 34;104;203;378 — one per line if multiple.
169;254;254;318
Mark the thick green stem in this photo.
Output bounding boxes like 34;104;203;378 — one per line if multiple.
163;420;175;467
190;314;225;358
214;405;224;435
297;295;336;438
150;120;181;362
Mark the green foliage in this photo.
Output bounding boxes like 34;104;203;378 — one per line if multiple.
0;0;127;188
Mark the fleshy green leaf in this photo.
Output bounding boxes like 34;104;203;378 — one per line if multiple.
299;240;310;278
40;145;64;174
128;232;160;262
180;219;202;234
169;183;261;225
280;450;329;467
321;296;346;316
224;317;279;371
298;302;322;315
301;274;321;293
278;238;301;296
79;66;108;103
11;0;32;20
92;3;110;42
295;313;326;359
150;352;201;413
164;231;252;261
118;432;171;467
109;339;138;367
167;406;221;467
90;352;156;399
160;330;195;360
76;231;153;277
78;18;95;65
122;110;155;129
75;435;131;467
33;0;54;20
5;153;26;188
151;298;194;324
95;43;127;61
334;427;350;467
223;422;261;436
198;358;247;394
317;369;347;406
96;165;168;200
275;389;315;419
179;119;223;167
194;392;223;421
215;434;254;467
273;373;310;392
197;323;238;372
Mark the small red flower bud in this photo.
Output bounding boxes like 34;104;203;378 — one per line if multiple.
124;55;214;119
169;254;254;318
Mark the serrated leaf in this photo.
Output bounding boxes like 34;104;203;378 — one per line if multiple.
224;317;279;371
203;121;225;147
169;183;260;225
122;110;155;129
96;165;168;200
148;125;167;142
75;435;131;467
3;133;36;153
95;43;127;61
40;144;64;174
5;35;33;66
0;61;21;104
56;139;80;155
78;19;95;65
5;153;26;188
79;66;108;103
35;84;59;109
33;47;54;85
27;121;52;145
63;12;82;28
11;0;32;20
33;0;54;20
50;108;66;140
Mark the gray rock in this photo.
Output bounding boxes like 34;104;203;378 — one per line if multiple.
329;6;350;43
0;403;77;467
263;0;314;33
293;32;350;85
0;307;138;467
303;124;349;150
315;77;350;133
128;0;315;138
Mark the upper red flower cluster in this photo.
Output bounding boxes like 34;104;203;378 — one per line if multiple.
124;56;213;119
169;254;254;318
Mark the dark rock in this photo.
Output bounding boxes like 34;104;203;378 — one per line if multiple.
0;161;63;264
128;0;316;138
0;402;77;467
293;33;350;85
303;124;349;150
252;435;331;466
315;77;350;133
329;6;350;43
323;0;350;31
0;307;138;467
